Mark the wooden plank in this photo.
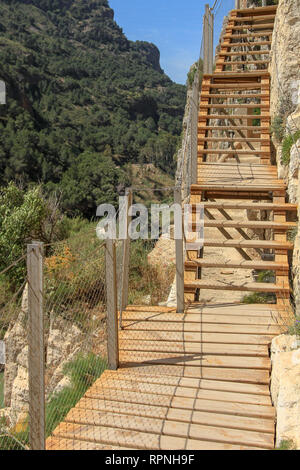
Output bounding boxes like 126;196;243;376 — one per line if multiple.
52;421;261;450
119;339;269;357
199;202;297;211
202;114;269;120
203;220;297;230
232;24;274;30
201;103;268;109
198;149;269;155
224;32;272;39
120;320;284;336
119;351;271;370
119;329;275;345
195;239;293;250
63;409;274;449
233;14;276;22
70;398;274;434
103;370;271;395
121;311;289;327
185;259;289;271
84;387;275;419
119;363;271;383
94;377;271;405
46;436;131;450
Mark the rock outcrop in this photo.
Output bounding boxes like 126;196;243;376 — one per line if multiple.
270;0;300;121
2;284;105;427
271;335;300;449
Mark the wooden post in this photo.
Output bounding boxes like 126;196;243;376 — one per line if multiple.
27;241;45;451
235;0;240;8
120;188;133;314
174;187;185;314
208;9;214;75
105;238;119;370
203;5;213;75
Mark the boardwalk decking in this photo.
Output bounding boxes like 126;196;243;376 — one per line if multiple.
46;4;298;450
47;304;291;450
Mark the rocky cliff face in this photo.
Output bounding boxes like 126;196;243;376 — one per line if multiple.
269;0;300;450
270;0;300;123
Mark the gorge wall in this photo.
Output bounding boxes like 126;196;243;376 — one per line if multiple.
269;0;300;450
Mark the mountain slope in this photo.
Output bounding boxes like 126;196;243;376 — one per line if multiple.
0;0;186;216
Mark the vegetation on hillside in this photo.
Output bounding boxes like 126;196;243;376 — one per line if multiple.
0;0;186;217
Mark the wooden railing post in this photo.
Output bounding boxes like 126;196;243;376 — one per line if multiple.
27;241;45;451
174;187;185;314
105;238;119;370
203;5;214;75
120;188;133;314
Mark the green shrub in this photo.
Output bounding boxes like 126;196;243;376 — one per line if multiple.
288;317;300;337
256;270;275;283
276;439;295;450
281;131;300;165
271;115;285;142
242;292;275;304
288;226;298;242
46;353;107;437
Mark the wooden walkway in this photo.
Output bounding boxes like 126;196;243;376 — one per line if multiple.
46;4;298;450
47;304;291;450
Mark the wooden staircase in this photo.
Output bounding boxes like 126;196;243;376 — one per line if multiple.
46;4;298;451
185;4;297;307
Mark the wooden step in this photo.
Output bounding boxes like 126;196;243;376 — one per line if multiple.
232;24;275;31
223;60;269;65
233;5;278;14
53;420;256;450
185;260;289;272
197;239;293;250
200;125;268;131
224;33;272;39
120;340;268;357
104;370;272;395
71;391;275;433
191;183;285;192
202;93;265;98
224;32;273;41
198;149;269;155
184;281;290;294
219;51;271;57
225;41;272;48
121;310;288;327
233;15;276;23
119;350;271;370
205;72;270;79
96;376;271;405
202;114;267;120
198;137;268;143
120;320;284;337
200;202;297;211
55;416;272;450
201;104;268;109
119;329;275;346
203;220;297;230
207;84;262;89
72;395;274;435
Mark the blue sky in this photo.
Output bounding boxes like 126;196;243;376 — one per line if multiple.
109;0;236;85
